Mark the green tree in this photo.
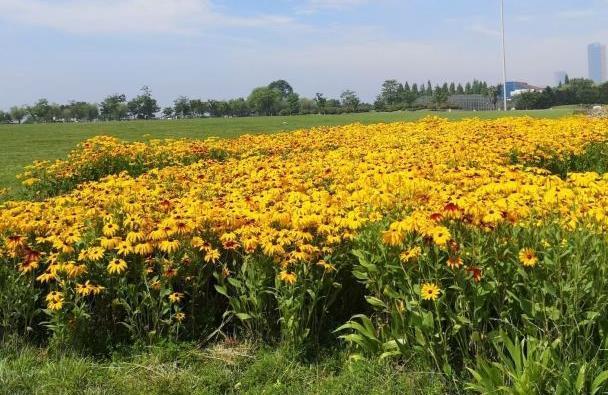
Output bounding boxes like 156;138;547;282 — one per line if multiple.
485;85;501;110
100;94;127;120
268;80;293;99
190;99;207;117
162;107;174;118
379;79;403;106
286;93;300;115
29;99;52;122
248;86;280;116
314;93;327;114
432;87;448;109
340;90;360;113
127;86;160;119
299;97;317;115
0;110;10;123
10;106;26;124
173;96;191;118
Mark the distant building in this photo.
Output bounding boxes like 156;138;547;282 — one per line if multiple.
554;71;567;86
510;88;542;97
588;43;607;84
505;81;543;99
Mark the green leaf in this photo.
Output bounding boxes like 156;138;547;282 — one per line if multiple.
575;363;587;393
214;285;229;297
365;296;387;309
235;313;252;321
591;370;608;395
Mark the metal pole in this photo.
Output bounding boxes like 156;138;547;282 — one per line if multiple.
500;0;507;111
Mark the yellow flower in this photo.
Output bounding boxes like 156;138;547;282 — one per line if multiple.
75;281;105;297
174;312;186;322
159;239;181;254
316;260;336;272
78;246;105;262
400;246;422;263
278;270;297;285
204;249;221;263
107;258;128;275
45;291;64;311
102;222;118;237
134;242;154;256
168;292;184;304
115;241;133;256
518;248;538;267
430;226;451;247
382;228;403;246
18;260;39;274
36;272;57;283
421;283;441;301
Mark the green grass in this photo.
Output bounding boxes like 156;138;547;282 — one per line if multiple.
0;339;445;394
0;109;573;192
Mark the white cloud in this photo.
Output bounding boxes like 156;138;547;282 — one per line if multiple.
0;0;294;34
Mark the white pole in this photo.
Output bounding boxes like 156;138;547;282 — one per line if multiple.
500;0;507;111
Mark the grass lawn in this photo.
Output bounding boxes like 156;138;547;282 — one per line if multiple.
0;339;444;395
0;108;572;192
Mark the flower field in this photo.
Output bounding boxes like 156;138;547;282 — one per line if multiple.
4;116;608;391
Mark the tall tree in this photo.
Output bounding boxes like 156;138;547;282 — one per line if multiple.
380;79;403;106
268;80;293;99
127;86;160;119
0;110;10;123
248;86;280;116
173;96;192;118
286;93;300;115
314;93;327;114
432;88;448;109
29;99;53;122
340;90;360;113
100;94;127;120
162;107;174;118
10;106;26;124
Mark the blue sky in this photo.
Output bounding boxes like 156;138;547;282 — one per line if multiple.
0;0;607;109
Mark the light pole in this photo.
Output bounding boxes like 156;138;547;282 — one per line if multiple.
500;0;507;111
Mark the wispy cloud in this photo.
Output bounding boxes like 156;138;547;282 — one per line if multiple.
515;14;534;22
0;0;295;34
298;0;370;14
466;24;500;37
555;9;594;19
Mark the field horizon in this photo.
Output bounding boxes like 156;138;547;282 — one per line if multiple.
0;108;573;192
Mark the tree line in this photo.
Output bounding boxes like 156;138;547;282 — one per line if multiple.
514;76;608;109
373;79;502;111
0;78;515;124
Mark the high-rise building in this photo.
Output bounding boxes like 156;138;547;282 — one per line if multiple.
588;43;607;84
554;71;567;86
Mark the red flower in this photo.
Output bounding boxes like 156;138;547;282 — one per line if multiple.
467;266;482;282
430;212;443;222
448;240;460;254
443;202;459;213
